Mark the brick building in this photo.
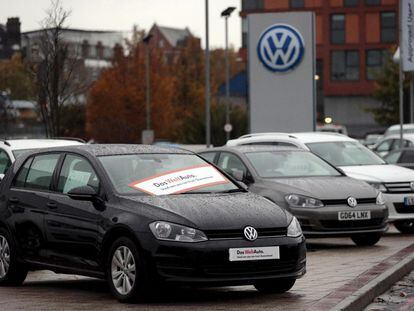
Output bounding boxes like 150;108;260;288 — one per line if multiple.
0;17;21;59
240;0;399;137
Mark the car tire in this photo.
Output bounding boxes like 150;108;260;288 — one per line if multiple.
351;233;382;246
0;228;28;286
106;236;150;303
394;221;414;234
254;278;296;294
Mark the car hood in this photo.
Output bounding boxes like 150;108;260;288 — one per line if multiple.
120;192;289;230
339;165;414;183
260;176;377;200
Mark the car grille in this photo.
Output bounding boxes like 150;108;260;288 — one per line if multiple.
322;198;376;205
384;183;414;193
394;203;414;213
320;218;385;230
204;227;287;240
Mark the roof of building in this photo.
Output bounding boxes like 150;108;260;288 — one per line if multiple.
217;70;248;98
155;25;192;47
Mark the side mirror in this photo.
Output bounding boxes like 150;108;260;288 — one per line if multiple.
68;185;98;201
0;174;4;181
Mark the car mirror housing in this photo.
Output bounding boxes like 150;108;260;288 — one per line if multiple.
68;185;98;201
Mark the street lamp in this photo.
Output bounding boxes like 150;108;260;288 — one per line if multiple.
221;6;236;142
205;0;211;148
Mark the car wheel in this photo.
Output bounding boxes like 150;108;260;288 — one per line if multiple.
351;233;382;246
0;228;28;286
254;278;296;294
394;220;414;234
106;237;149;303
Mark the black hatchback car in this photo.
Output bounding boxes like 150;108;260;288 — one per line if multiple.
0;145;305;302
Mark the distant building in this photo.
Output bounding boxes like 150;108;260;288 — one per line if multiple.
0;17;21;59
146;24;200;63
240;0;399;137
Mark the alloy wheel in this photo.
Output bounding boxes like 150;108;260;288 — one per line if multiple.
0;235;10;279
111;246;136;295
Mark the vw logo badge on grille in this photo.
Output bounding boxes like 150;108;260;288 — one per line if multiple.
244;226;258;241
347;197;358;208
257;24;305;72
410;182;414;191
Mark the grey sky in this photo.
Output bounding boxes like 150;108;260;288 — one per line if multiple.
1;0;242;49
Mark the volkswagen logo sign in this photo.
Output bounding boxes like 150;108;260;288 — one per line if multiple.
257;24;305;72
244;226;258;241
347;197;358;208
410;182;414;191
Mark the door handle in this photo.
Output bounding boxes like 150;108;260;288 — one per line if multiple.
9;197;19;204
46;202;57;209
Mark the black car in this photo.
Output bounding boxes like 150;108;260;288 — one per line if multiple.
199;146;388;246
0;145;305;302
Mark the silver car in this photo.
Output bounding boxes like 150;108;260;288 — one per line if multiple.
199;146;388;246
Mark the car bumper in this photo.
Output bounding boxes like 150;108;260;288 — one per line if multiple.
289;204;388;238
140;234;306;285
384;193;414;221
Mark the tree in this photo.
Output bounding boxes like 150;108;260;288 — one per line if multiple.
0;54;35;100
367;53;410;126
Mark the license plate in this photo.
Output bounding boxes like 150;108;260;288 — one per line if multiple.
338;211;371;221
404;197;414;206
229;246;280;262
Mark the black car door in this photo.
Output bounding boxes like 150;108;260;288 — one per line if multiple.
7;153;61;263
44;153;102;271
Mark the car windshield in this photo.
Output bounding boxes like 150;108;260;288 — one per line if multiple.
307;141;385;166
98;153;239;195
245;151;341;178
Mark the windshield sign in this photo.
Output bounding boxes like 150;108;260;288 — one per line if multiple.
99;154;236;195
307;141;385;166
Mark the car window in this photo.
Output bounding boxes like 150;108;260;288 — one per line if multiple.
403;140;414;148
399;151;414;163
58;155;100;194
14;157;34;188
376;139;394;152
25;154;60;190
385;150;402;164
217;152;248;176
0;149;11;175
199;152;217;163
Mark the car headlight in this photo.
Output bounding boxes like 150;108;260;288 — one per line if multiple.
376;192;386;205
285;194;324;208
149;221;208;242
287;217;302;238
368;182;387;192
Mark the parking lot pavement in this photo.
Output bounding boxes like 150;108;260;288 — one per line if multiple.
365;269;414;311
0;227;412;311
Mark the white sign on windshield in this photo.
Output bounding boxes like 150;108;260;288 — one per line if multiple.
128;164;230;196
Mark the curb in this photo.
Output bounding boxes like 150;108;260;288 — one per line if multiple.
307;243;414;311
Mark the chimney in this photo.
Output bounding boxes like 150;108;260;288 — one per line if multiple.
6;17;21;47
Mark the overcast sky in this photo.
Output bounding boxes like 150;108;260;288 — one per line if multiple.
1;0;242;49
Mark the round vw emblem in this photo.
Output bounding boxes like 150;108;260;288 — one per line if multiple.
257;24;305;72
410;182;414;191
244;226;258;241
347;197;358;208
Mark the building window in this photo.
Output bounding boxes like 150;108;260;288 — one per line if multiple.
331;14;345;44
290;0;305;8
365;0;380;5
344;0;359;7
366;50;387;80
242;18;248;48
81;40;89;58
242;0;263;10
381;12;396;43
331;50;360;81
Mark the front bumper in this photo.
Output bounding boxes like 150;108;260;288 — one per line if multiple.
140;234;306;286
289;204;388;238
384;193;414;221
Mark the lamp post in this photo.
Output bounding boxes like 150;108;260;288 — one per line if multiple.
205;0;211;148
221;7;236;142
143;34;153;131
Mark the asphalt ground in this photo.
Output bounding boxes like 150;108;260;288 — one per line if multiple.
0;226;412;311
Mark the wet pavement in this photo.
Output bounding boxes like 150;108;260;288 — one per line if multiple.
0;227;413;311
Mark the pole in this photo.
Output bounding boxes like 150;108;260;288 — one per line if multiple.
145;43;151;130
399;0;404;147
411;73;414;123
205;0;211;148
225;16;230;142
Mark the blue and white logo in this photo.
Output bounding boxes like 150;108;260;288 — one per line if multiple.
257;24;305;72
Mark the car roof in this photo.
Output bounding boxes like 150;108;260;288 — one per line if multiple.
387;124;414;130
233;132;355;144
200;145;303;154
1;139;84;150
381;133;414;140
21;144;193;157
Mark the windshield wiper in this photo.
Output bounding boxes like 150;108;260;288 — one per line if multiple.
217;189;246;194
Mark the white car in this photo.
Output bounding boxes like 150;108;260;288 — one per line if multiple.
384;124;414;137
372;134;414;157
227;132;414;233
0;139;84;178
